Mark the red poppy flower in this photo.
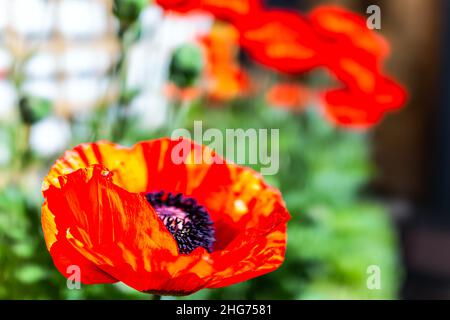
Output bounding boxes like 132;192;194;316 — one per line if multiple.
237;10;324;74
41;138;289;295
309;6;390;60
322;77;407;128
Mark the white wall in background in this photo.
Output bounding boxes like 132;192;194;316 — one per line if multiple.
29;116;71;157
0;2;212;134
57;0;108;39
127;6;212;129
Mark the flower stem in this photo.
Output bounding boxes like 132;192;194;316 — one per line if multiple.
111;24;139;142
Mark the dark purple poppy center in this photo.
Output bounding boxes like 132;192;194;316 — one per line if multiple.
145;191;215;254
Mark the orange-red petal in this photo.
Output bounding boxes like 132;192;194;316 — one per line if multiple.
309;6;390;60
322;78;407;128
201;23;249;101
237;10;324;74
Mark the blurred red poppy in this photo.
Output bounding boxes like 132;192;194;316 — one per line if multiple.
310;6;406;128
201;23;249;101
322;77;407;128
309;6;390;60
237;10;324;74
156;0;408;128
41;138;289;295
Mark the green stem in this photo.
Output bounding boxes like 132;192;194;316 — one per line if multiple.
9;56;32;184
111;24;139;142
164;99;192;136
18;123;31;171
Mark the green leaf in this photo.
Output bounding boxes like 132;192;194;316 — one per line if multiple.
15;265;48;284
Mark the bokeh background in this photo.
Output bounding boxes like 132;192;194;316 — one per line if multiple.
0;0;446;299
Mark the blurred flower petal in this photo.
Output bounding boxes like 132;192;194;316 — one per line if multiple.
237;10;324;74
309;6;390;60
201;23;249;101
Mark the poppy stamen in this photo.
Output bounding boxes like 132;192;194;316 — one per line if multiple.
145;191;215;254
